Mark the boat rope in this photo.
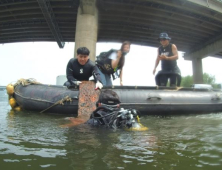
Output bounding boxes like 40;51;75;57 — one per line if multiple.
40;96;72;113
14;78;41;87
176;87;183;90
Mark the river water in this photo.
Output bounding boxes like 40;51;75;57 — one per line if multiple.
1;90;222;170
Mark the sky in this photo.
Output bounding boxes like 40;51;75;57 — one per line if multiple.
1;42;222;86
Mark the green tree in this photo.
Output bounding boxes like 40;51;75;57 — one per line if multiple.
203;73;215;84
180;73;216;87
180;75;193;87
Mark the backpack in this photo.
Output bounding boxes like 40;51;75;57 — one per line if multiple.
96;49;117;74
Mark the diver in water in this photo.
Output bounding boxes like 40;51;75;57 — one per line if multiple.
87;90;147;131
87;106;142;130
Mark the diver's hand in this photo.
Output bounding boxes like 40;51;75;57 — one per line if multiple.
72;81;82;86
95;81;103;90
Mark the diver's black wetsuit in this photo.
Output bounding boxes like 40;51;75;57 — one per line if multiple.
156;43;181;86
65;58;101;85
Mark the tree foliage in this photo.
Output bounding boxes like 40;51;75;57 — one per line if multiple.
180;75;193;87
180;73;216;87
203;73;215;84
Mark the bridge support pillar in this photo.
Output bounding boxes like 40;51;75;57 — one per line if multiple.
192;58;203;84
74;0;98;61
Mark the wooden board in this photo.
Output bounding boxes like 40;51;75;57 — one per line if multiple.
78;81;100;119
60;81;100;127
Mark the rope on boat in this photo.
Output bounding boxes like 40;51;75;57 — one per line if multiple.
7;78;41;111
40;96;72;113
14;78;41;87
175;87;183;91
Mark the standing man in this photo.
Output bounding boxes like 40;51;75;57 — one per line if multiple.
64;47;103;89
153;33;181;87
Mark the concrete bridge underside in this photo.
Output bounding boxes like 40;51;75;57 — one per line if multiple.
1;0;222;83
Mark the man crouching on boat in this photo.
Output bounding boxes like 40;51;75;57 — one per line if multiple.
64;47;103;90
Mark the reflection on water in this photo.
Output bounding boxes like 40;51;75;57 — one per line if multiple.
1;91;222;170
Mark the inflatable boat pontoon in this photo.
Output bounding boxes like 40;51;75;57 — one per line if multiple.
12;83;222;115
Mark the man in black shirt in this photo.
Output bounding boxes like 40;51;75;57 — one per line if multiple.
64;47;103;89
153;33;181;87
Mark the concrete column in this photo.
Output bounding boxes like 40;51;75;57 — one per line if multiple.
74;0;98;61
192;58;203;84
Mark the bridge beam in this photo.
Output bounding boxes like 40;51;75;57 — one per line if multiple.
183;38;222;84
74;0;98;61
183;38;222;60
184;39;222;60
37;0;65;48
192;58;203;84
186;0;222;14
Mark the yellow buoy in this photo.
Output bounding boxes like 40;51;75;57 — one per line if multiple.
6;84;14;95
14;106;21;112
9;98;17;108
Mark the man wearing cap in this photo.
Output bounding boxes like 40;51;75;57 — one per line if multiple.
153;33;181;87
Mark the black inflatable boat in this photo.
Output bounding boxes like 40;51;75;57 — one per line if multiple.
13;83;222;115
